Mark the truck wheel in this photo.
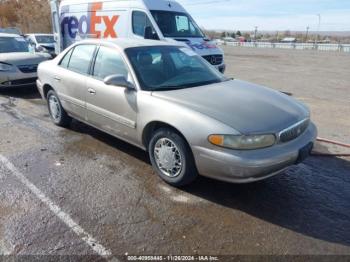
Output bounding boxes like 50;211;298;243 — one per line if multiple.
149;128;198;186
47;90;71;127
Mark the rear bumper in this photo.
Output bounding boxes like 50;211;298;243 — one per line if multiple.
192;122;317;183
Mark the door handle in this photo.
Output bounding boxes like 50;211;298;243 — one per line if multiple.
54;76;61;81
88;88;96;95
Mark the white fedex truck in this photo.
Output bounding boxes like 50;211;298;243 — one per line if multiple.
50;0;226;72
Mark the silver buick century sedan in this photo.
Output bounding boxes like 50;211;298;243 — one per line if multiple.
37;39;317;186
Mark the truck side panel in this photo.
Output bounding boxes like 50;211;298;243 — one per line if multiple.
60;2;130;49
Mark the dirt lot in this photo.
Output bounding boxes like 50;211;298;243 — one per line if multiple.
223;46;350;148
0;47;349;260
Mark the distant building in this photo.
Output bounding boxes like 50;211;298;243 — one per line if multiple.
214;39;225;45
237;36;245;43
322;37;331;43
281;37;297;43
222;37;237;42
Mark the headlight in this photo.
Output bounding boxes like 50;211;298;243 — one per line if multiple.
0;62;14;72
208;134;276;150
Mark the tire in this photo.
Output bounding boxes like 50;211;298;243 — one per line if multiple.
47;90;71;127
149;128;198;186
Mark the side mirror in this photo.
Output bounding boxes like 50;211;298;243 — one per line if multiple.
144;26;159;40
104;74;135;90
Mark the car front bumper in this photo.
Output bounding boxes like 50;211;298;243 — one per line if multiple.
0;71;37;88
192;122;317;183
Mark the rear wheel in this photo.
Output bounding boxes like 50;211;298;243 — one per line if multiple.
149;128;198;186
47;90;71;127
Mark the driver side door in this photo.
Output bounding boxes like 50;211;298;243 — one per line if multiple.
86;45;138;143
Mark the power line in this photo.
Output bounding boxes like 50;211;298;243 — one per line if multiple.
185;0;233;6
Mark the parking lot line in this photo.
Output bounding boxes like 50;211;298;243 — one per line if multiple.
0;154;114;259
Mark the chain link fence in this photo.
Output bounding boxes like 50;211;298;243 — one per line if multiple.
220;41;350;53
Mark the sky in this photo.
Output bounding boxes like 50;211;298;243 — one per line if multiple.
177;0;350;31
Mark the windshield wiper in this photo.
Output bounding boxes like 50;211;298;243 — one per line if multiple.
148;79;227;91
148;85;187;91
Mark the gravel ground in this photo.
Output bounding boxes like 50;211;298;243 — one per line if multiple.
222;46;350;150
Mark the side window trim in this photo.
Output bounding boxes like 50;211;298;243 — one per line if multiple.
91;45;101;77
88;45;100;76
58;47;74;68
72;44;96;75
132;10;145;37
59;44;96;75
90;44;135;85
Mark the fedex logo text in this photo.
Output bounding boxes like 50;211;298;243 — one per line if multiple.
61;2;119;39
187;42;217;50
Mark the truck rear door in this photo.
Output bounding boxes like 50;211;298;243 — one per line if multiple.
50;0;62;54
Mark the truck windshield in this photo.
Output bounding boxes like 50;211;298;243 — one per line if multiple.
125;46;226;91
0;37;29;53
35;35;54;44
151;11;204;38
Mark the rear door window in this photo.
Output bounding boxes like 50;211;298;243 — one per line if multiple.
67;45;96;75
92;46;129;80
59;48;74;68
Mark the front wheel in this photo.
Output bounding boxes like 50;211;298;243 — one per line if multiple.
149;128;198;187
47;90;71;127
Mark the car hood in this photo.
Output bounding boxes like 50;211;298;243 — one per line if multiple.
151;80;309;134
166;37;223;56
0;52;50;65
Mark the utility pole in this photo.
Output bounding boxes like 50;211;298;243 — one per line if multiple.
315;14;321;44
254;26;258;42
305;26;309;42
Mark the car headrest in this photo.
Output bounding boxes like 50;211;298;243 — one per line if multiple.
137;52;153;67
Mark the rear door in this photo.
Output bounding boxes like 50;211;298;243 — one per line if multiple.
86;45;138;142
54;44;96;120
49;0;62;54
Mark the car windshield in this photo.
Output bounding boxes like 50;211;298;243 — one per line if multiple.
35;35;54;44
151;10;204;38
125;46;227;91
0;28;21;35
0;37;29;53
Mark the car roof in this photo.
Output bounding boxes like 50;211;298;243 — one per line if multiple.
0;33;21;38
76;38;183;50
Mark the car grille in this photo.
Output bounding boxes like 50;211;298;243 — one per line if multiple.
279;119;310;143
17;64;38;73
202;55;223;65
1;77;37;86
